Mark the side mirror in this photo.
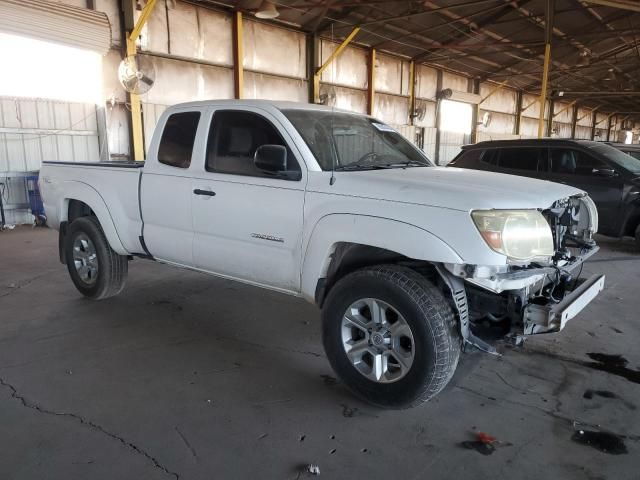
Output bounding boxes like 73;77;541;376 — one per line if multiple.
254;145;287;172
592;167;618;177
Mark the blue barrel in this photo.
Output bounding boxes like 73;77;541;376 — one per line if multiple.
26;174;46;226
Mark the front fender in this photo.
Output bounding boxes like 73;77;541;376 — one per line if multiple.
300;214;463;302
57;181;128;255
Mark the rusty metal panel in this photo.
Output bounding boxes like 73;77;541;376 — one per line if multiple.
167;0;200;59
244;20;305;78
553;102;573;123
522;93;543;119
376;53;409;96
373;93;408;125
320;40;367;89
519;117;539;138
415;65;437;100
244;72;307;102
553;121;572;138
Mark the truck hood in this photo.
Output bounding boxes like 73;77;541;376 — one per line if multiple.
317;166;584;211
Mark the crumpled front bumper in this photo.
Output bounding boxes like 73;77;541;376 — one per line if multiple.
522;274;605;334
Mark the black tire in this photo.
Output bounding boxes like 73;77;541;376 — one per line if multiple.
322;265;461;409
65;216;128;300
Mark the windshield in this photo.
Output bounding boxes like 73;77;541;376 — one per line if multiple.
588;143;640;174
282;109;432;171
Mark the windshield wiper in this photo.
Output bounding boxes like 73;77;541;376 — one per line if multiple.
382;160;429;168
333;163;391;171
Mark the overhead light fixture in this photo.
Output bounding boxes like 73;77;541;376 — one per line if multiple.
255;0;279;19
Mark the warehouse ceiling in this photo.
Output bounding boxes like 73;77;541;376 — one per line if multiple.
203;0;640;114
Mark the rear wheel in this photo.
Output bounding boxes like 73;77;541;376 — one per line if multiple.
322;265;461;409
65;216;128;299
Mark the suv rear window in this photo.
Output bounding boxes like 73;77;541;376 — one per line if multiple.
450;148;483;166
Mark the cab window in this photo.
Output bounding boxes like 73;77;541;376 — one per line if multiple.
157;112;201;169
206;110;300;179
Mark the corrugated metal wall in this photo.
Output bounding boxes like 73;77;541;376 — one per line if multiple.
0;96;100;224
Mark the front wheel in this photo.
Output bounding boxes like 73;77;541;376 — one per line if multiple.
322;265;461;409
64;216;128;300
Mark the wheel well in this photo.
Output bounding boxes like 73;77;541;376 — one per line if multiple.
315;242;435;306
68;199;95;223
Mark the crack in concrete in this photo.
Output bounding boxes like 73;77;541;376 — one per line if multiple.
0;270;57;298
0;377;180;479
174;426;197;459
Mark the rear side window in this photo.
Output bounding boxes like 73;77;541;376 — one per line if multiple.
450;148;483;166
157;112;201;169
498;148;540;171
550;148;608;175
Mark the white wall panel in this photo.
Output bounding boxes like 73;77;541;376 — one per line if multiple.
376;53;409;96
140;0;169;54
331;86;367;114
442;72;468;92
415;65;437;100
244;21;305;78
374;93;408;125
479;83;516;114
575;125;591;139
478;110;515;136
244;72;307;102
320;40;367;89
141;55;233;105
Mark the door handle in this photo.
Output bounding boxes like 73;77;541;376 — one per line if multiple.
193;189;216;197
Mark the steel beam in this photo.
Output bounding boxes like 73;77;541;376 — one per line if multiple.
367;48;376;116
408;61;416;126
313;27;360;104
538;43;552;138
232;11;244;99
583;0;640;12
126;0;158;162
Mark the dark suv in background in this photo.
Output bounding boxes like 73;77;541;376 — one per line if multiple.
448;139;640;248
608;142;640;161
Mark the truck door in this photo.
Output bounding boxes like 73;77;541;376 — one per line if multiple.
140;109;203;266
191;108;305;293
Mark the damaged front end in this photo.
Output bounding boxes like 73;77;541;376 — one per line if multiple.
438;194;604;353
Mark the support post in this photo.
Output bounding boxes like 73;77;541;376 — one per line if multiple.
232;11;244;100
590;109;598;140
514;90;523;136
313;27;360;104
367;48;376;116
570;103;578;139
470;79;480;144
546;99;554;137
538;43;551;138
408;60;416;126
434;69;443;165
606;114;614;142
307;34;319;103
125;0;158;162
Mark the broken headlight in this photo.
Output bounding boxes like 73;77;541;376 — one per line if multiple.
472;210;554;262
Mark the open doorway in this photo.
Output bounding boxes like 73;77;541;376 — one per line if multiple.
439;99;473;165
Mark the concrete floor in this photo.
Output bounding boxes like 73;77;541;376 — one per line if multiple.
0;226;639;480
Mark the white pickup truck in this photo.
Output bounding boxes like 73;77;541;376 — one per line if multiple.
40;100;604;408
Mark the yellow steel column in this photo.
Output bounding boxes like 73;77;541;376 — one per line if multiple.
313;27;360;104
537;43;551;138
232;11;244;99
127;0;158;161
367;48;376;116
408;61;416;125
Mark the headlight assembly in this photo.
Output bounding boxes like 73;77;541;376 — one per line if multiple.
472;210;554;262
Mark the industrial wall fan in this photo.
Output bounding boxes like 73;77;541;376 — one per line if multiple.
118;55;156;94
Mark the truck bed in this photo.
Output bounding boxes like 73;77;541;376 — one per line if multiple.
40;161;145;255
